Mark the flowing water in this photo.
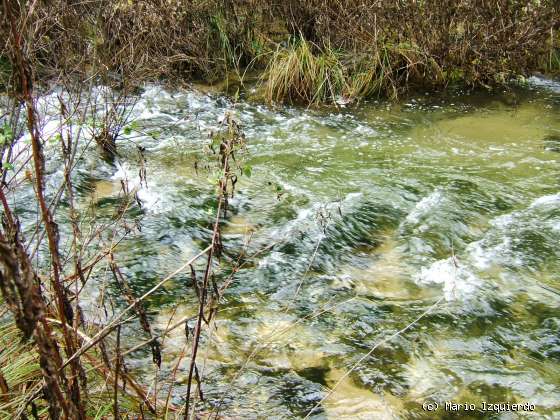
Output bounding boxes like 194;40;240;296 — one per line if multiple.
10;80;560;418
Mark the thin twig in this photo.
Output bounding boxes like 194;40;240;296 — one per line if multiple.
62;245;212;369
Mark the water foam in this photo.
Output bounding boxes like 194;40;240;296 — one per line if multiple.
111;161;164;213
405;189;445;225
530;193;560;208
414;257;481;301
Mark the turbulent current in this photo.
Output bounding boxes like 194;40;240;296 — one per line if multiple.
11;80;560;418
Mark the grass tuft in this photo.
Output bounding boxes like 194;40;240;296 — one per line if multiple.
0;317;140;418
261;38;345;104
260;39;447;104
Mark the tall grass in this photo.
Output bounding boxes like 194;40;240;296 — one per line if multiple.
261;39;446;104
549;50;560;73
0;322;42;418
0;318;142;418
262;39;345;104
545;28;560;73
262;0;559;103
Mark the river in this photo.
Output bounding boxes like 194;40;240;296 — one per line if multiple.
11;79;560;418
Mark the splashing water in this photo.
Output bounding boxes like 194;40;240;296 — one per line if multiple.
10;78;560;418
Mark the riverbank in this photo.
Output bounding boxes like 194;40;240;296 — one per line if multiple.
1;1;559;104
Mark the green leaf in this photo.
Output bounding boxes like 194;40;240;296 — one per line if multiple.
0;123;13;145
123;126;132;135
50;133;62;143
242;164;252;178
3;162;13;171
2;123;13;138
